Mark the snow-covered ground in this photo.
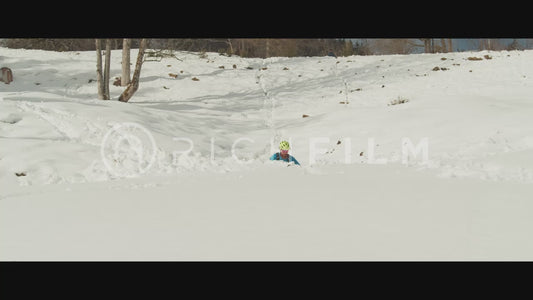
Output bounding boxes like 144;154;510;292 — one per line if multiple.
1;47;532;260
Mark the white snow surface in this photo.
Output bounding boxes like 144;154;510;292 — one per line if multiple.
1;47;532;260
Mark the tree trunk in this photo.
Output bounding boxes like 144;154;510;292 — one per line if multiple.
95;39;105;100
119;39;148;103
103;39;111;100
226;39;234;55
121;39;131;86
265;38;270;58
440;39;447;53
479;39;489;50
423;39;430;53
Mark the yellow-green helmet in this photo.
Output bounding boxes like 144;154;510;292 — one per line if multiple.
279;140;290;150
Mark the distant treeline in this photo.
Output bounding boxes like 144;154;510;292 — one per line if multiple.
0;38;369;57
1;38;530;57
152;39;371;57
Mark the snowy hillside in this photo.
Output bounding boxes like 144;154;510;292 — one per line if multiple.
1;47;532;260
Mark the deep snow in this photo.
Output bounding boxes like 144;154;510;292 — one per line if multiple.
1;47;532;260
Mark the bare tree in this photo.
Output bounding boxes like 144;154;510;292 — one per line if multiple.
103;39;112;100
415;39;452;53
416;39;431;53
121;39;131;86
265;39;270;58
368;39;418;55
95;39;106;100
226;39;234;55
440;39;447;52
479;39;494;50
119;39;148;103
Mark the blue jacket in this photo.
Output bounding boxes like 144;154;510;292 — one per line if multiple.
270;152;300;165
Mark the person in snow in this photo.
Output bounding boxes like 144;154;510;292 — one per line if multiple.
270;141;300;166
